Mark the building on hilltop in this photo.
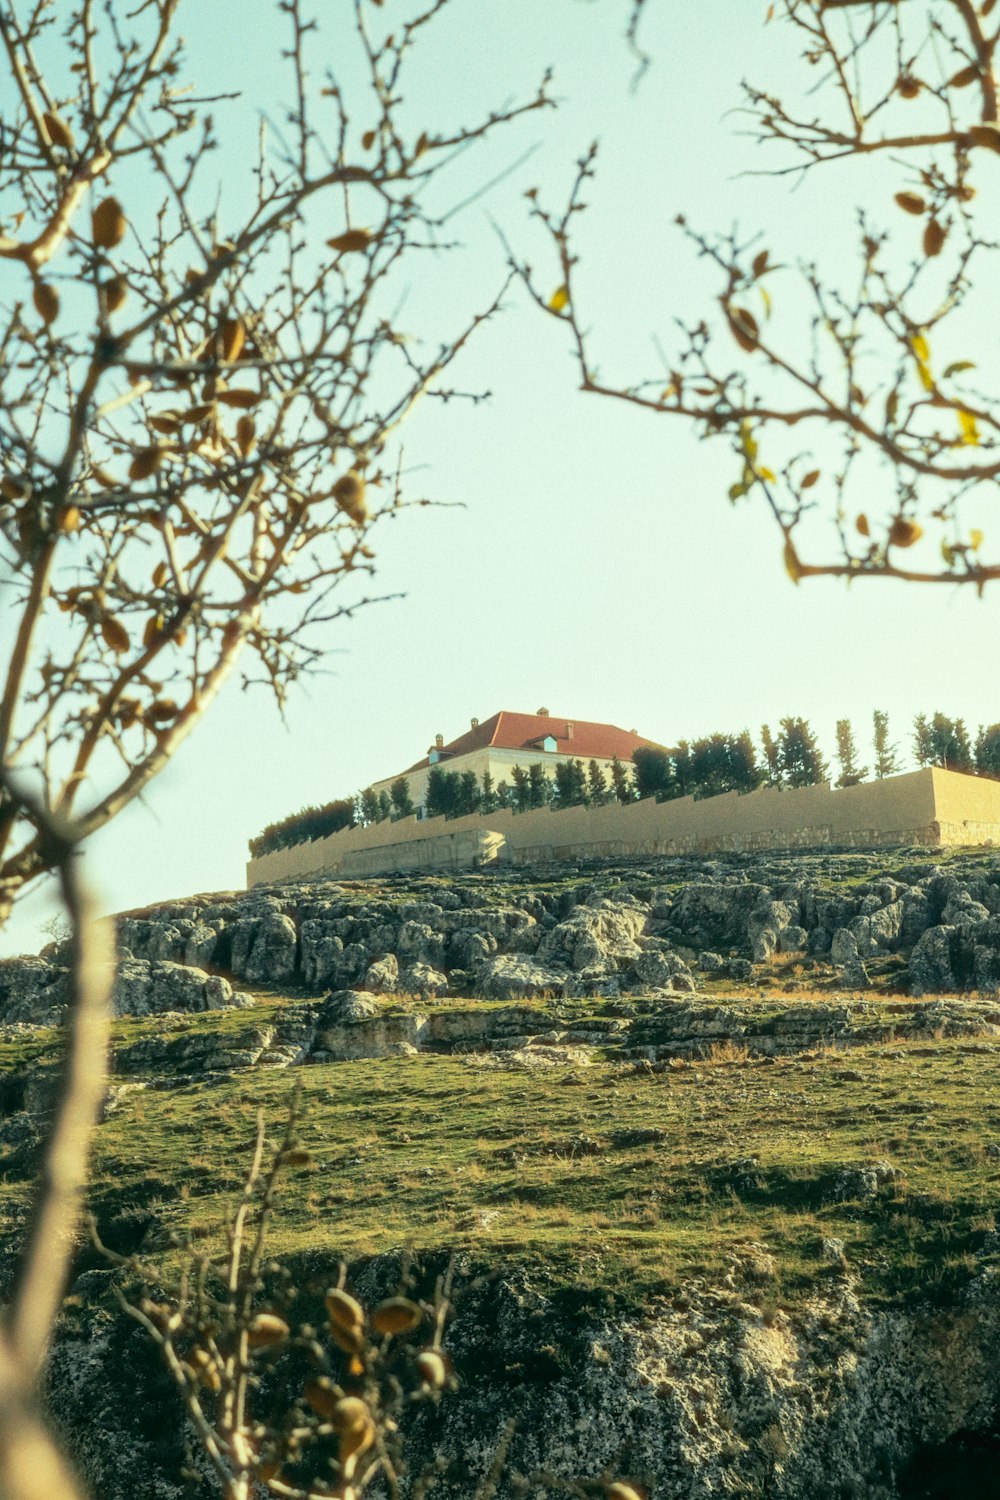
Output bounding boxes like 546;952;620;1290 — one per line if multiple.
370;708;661;814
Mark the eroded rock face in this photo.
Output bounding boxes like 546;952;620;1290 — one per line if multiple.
21;848;1000;1014
537;900;647;973
42;1253;1000;1500
313;989;426;1059
112;959;250;1017
0;955;251;1024
234;911;298;987
476;954;570;1000
0;958;71;1024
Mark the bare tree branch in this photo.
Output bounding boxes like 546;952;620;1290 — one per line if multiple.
522;0;1000;590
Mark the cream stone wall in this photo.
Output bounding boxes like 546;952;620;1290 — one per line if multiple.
928;767;1000;845
246;767;1000;888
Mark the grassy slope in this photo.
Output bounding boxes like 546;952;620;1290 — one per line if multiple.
20;991;990;1314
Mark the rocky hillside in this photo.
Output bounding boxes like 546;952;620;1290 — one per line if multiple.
7;845;1000;1031
2;848;1000;1498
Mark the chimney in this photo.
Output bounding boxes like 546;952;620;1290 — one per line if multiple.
471;717;479;729
566;721;574;740
435;733;444;748
537;706;549;716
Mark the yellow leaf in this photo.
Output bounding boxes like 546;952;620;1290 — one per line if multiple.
102;274;127;313
236;414;256;457
895;191;926;216
783;537;803;584
148;413;181;435
922;218;946;258
957;409;979;445
92;197;127;249
739;420;757;461
888;517;923;548
326;229;372;254
756;466;776;483
129;446;165;482
219;317;246;363
33;281;59;325
371;1297;422;1335
548;285;569;313
217;389;262;409
143;613;165;648
332;470;367;524
941;540;956;567
917;360;934;392
101;617;130;655
727;305;759;352
42;111;75;151
970;528;984;551
146;697;179;725
969;122;1000;154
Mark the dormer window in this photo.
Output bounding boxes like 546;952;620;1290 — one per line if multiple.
429;749;439;764
542;734;557;752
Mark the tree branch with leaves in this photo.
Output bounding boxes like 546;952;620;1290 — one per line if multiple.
520;0;1000;590
0;0;553;927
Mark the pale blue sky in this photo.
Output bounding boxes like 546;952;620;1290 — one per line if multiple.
4;1;997;952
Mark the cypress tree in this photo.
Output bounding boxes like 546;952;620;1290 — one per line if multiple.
527;762;552;809
389;777;415;819
456;770;481;816
834;719;867;787
914;712;975;771
425;766;451;818
668;740;694;799
975;725;1000;779
872;710;900;779
633;745;671;800
731;731;762;793
562;758;587;806
610;757;633;803
553;761;573;807
760;724;782;786
376;789;392;821
510;765;530;813
359;786;380;825
587;759;609;805
912;713;933;767
480;769;497;813
777;717;828;787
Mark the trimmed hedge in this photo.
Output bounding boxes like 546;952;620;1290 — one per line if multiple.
248;797;356;859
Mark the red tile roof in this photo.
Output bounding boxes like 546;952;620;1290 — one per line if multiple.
402;712;661;775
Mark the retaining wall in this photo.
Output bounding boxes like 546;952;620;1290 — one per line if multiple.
246;767;1000;888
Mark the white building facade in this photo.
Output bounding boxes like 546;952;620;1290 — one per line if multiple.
370;708;662;812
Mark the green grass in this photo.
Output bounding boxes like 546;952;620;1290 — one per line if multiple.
64;1020;1000;1314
